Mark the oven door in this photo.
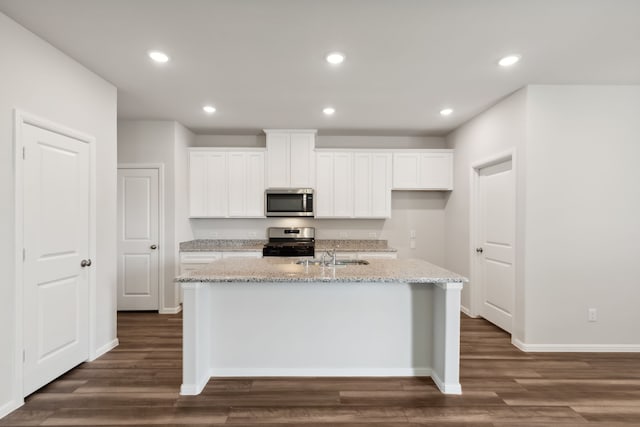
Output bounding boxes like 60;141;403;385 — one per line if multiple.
265;191;314;217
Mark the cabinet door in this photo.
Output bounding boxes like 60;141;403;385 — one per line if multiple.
189;152;208;217
245;151;265;217
333;152;353;217
357;252;398;260
371;153;392;217
290;133;315;187
419;152;453;190
392;153;420;189
227;152;246;217
205;153;228;217
221;251;262;259
315;152;334;217
353;153;371;217
266;133;290;188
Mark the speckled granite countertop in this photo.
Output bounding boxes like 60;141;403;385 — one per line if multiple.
180;239;396;252
180;240;265;252
176;257;466;284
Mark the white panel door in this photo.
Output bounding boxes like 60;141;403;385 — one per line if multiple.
478;160;515;332
315;152;334;217
188;152;208;217
117;168;159;311
332;152;353;217
392;153;420;189
245;151;265;217
205;153;228;217
353;153;371;217
290;133;315;187
22;123;90;396
266;133;290;188
420;153;453;190
227;152;246;217
371;153;392;217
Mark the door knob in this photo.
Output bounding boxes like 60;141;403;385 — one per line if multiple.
476;248;484;254
150;245;158;250
80;259;92;267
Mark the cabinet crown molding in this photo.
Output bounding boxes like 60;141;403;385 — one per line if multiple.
263;129;317;135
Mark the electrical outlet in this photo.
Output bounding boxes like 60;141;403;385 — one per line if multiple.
368;232;377;239
410;230;417;239
339;232;348;238
588;308;598;322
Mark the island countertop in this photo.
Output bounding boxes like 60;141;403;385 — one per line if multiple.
176;257;466;284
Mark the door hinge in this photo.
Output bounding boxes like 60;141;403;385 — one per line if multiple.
23;350;25;363
22;146;25;160
23;248;26;261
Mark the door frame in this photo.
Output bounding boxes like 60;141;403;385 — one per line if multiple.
117;164;166;312
468;149;517;322
13;109;97;404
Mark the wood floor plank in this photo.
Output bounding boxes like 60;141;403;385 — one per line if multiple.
2;311;640;426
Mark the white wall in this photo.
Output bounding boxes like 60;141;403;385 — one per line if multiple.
0;12;117;416
444;89;527;341
118;120;191;312
524;85;640;346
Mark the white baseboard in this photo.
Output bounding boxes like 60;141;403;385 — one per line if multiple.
0;399;23;420
180;375;210;396
90;338;119;361
430;371;462;395
159;305;182;314
209;367;432;377
460;305;478;318
512;338;640;352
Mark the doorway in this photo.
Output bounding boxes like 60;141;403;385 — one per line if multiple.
117;165;164;311
471;152;516;333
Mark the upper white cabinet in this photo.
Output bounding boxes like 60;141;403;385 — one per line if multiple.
392;150;453;190
189;149;265;218
354;152;392;218
265;129;316;188
316;150;392;219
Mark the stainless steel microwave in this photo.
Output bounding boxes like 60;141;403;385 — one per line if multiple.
265;188;314;217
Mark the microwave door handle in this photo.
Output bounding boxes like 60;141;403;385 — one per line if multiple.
302;194;307;212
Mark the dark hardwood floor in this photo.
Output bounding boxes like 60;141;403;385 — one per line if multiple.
2;312;640;426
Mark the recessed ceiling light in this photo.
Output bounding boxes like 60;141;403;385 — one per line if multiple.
440;108;453;116
148;50;169;63
323;107;336;115
203;105;216;114
498;54;521;67
326;52;345;65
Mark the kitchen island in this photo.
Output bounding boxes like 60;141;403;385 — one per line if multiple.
176;257;466;396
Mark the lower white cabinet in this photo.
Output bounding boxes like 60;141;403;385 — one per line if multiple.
189;149;265;218
392;150;453;190
179;251;262;274
333;251;398;260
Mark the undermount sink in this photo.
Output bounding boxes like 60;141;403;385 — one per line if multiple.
295;259;370;266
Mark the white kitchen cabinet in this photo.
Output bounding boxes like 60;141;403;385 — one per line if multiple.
353;152;392;218
315;151;353;218
179;251;222;275
265;129;316;188
189;149;265;218
316;150;391;219
392;150;453;190
221;251;262;259
357;252;398;259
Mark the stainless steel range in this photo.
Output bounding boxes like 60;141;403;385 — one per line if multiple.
262;227;315;257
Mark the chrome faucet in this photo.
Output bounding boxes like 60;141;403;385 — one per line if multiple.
325;248;337;265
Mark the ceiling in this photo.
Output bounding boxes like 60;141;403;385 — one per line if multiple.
1;0;639;136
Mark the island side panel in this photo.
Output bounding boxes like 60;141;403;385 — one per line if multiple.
204;282;434;377
431;281;464;394
180;282;211;395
